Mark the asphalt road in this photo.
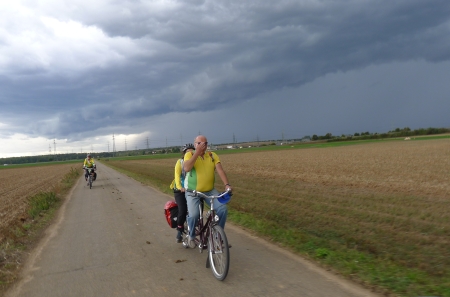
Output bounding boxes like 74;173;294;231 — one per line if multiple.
5;163;381;297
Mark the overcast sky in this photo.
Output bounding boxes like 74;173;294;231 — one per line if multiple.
1;0;449;158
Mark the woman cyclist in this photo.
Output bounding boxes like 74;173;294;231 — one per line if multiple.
170;143;195;242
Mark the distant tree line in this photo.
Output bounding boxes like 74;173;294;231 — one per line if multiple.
2;127;449;165
311;127;450;142
0;147;183;165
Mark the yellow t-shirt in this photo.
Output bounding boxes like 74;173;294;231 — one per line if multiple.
84;158;95;168
184;151;220;192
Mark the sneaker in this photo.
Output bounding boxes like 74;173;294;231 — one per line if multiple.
176;231;182;243
188;236;196;248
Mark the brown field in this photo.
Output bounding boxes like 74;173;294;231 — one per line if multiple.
107;138;450;294
0;164;78;241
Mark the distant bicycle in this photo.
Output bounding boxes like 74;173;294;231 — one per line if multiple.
84;167;96;189
182;189;232;281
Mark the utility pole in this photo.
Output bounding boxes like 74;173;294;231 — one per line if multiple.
53;139;56;155
112;134;116;157
49;144;51;154
146;137;150;150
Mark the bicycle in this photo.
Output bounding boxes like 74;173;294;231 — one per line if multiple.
182;189;232;281
85;167;95;189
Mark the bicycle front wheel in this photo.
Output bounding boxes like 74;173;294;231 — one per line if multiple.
89;175;92;189
208;225;229;281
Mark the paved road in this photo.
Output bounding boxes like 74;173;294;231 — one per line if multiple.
5;163;380;297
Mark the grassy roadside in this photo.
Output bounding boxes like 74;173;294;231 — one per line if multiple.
101;138;450;297
0;167;81;294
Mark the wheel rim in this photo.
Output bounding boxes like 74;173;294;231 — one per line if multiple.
208;226;229;280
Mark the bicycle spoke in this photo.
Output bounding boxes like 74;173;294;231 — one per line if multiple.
208;225;229;281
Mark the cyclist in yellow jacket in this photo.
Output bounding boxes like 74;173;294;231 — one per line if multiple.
83;153;97;181
169;143;195;243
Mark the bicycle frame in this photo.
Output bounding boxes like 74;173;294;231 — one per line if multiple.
186;189;229;249
86;167;95;189
195;197;219;252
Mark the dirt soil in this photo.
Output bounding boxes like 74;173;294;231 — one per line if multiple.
0;164;77;242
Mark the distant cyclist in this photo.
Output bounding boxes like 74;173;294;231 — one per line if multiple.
170;143;195;243
183;135;232;247
83;153;97;181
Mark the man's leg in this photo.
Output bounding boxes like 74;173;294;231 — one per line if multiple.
204;189;228;230
186;192;200;239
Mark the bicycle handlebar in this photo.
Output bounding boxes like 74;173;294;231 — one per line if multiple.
186;189;232;199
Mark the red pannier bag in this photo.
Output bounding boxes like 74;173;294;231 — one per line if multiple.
164;200;178;228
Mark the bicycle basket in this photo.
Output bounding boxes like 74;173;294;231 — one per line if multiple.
218;192;232;204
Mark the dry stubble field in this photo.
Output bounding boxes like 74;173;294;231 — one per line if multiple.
107;138;450;294
0;164;77;242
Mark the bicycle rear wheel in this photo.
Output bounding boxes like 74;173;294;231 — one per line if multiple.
208;225;229;281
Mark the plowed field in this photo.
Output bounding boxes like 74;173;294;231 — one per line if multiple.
107;137;450;294
0;164;77;241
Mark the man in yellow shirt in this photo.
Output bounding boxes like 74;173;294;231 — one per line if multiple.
183;135;232;245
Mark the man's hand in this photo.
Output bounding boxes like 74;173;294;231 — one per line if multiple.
195;142;207;155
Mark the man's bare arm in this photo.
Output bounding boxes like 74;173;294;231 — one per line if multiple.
216;162;232;191
183;150;201;172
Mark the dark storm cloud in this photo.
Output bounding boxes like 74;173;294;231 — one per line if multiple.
1;0;450;142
